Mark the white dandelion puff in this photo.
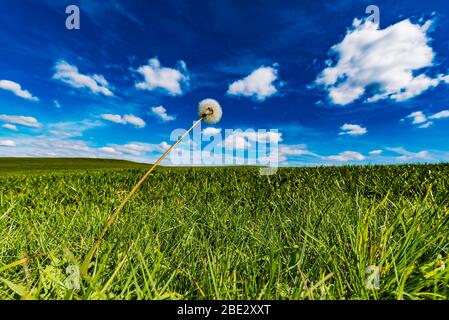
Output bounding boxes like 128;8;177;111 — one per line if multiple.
82;98;224;276
198;98;222;124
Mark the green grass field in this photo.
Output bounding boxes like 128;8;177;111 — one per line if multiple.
0;157;150;175
0;158;448;300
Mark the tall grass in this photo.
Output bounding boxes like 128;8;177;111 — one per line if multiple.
0;164;448;299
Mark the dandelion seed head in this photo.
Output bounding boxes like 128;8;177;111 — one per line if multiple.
198;98;222;124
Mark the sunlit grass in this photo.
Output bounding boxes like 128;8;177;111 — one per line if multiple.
0;162;448;299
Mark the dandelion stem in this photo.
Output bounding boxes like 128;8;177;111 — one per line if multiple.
81;117;204;278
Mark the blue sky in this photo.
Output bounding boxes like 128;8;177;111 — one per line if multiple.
1;0;449;166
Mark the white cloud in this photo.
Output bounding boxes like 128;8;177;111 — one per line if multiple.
54;100;62;108
279;145;311;156
406;109;449;128
99;147;118;154
0;135;169;163
0;80;39;101
48;130;82;138
123;115;146;128
0;140;16;147
158;141;170;151
102;141;170;156
223;135;251;150
369;149;383;155
259;151;286;164
2;124;18;131
53;60;113;96
429;110;449;119
242;131;283;143
118;143;151;155
47;119;103;138
315;18;447;105
441;75;449;84
202;127;221;137
100;114;122;123
222;130;283;150
227;66;279;101
326;151;365;162
100;114;145;128
419;121;433;129
0;114;42;128
135;57;189;95
387;147;431;161
151;106;175;122
407;111;427;124
29;138;90;154
339;123;367;136
413;151;430;159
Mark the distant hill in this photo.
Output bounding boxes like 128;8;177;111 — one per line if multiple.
0;157;150;174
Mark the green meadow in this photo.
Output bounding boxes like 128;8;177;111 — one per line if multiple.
0;158;448;299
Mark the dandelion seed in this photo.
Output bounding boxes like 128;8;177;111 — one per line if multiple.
81;98;223;278
198;98;222;124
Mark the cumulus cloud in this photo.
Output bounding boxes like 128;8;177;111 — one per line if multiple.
24;138;91;155
100;141;170;156
221;130;283;151
326;151;365;162
2;124;18;131
339;123;367;136
223;130;283;149
279;145;311;156
243;131;283;143
223;135;251;150
369;149;383;155
202;127;222;137
100;114;145;128
0;114;42;128
387;147;431;161
407;111;427;124
98;147;118;154
0;140;16;147
406;109;449;128
441;75;449;84
53;60;113;96
419;121;433;129
315;18;447;105
263;144;315;164
151;106;175;122
158;141;170;151
135;57;189;95
117;143;152;155
47;119;103;138
48;130;82;138
227;66;279;101
0;134;171;163
0;80;39;101
429;110;449;119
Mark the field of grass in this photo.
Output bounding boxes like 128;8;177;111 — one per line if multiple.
0;158;448;300
0;157;150;175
